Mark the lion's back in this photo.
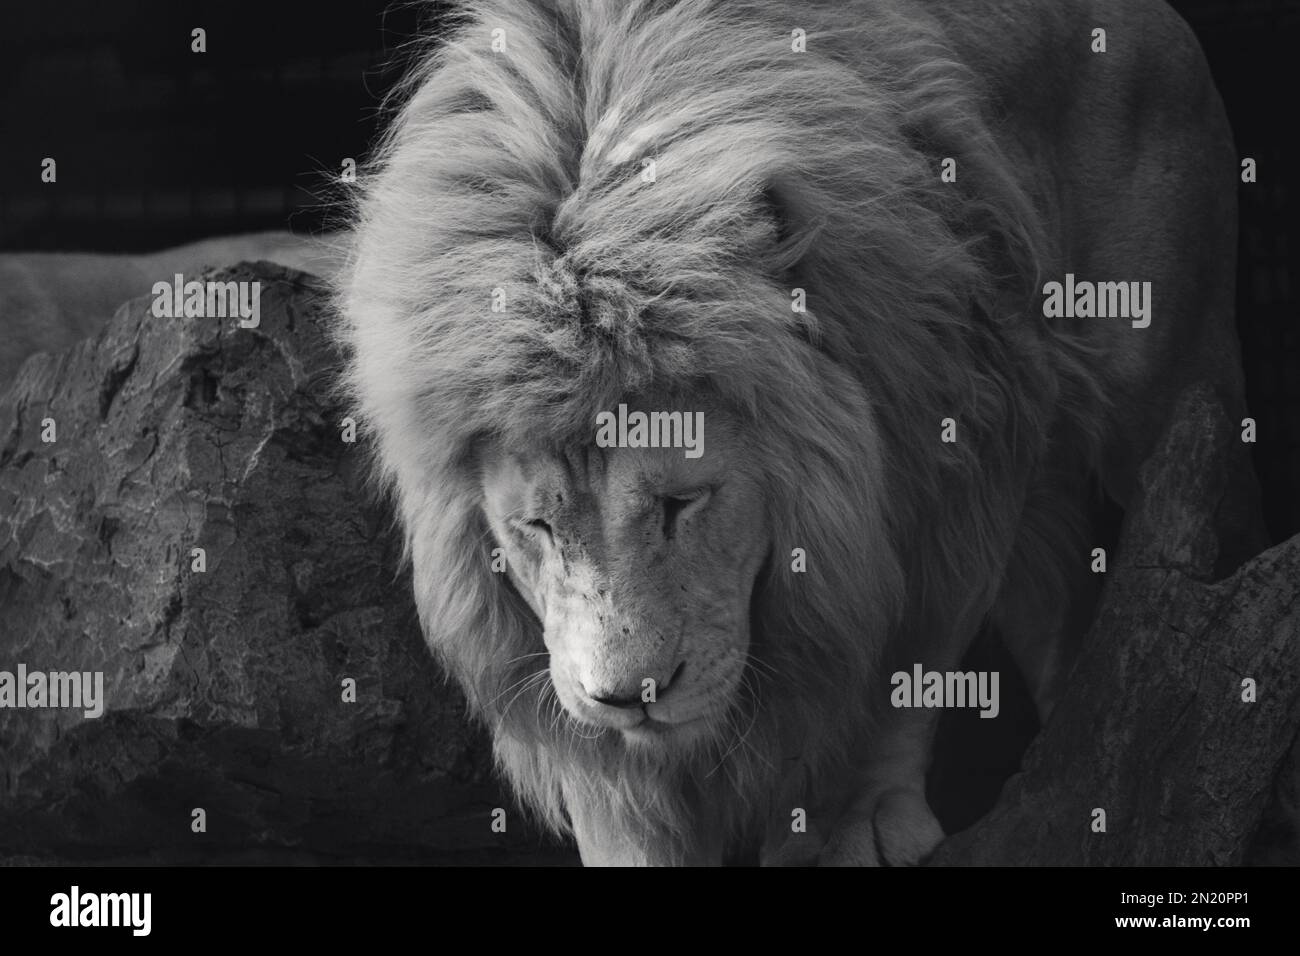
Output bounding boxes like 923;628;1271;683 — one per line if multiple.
919;0;1244;498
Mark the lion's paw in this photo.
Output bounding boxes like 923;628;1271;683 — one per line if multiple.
818;787;944;867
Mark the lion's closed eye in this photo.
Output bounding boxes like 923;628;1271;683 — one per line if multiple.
662;487;711;540
513;517;555;546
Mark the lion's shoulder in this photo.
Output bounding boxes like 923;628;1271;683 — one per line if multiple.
919;0;1215;121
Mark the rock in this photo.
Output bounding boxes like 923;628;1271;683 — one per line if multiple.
928;386;1300;866
0;262;574;864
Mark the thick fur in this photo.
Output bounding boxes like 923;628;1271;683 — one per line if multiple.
337;0;1243;863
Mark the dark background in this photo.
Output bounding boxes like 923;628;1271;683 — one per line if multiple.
0;0;1295;856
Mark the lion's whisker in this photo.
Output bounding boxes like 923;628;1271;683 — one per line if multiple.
745;652;780;681
493;668;551;730
717;670;774;778
488;666;547;710
498;651;552;669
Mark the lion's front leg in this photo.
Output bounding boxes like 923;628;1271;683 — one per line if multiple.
818;785;944;866
817;709;946;867
562;780;725;866
568;810;656;866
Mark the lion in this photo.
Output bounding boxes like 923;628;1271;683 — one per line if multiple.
333;0;1251;865
0;0;1247;866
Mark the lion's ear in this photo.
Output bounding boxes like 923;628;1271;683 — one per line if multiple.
758;181;818;279
759;184;793;248
758;182;821;347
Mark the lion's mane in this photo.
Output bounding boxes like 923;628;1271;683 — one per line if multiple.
337;0;1109;862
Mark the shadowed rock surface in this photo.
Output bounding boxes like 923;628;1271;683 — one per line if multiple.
0;262;575;865
928;386;1300;866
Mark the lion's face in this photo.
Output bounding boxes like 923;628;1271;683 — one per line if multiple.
481;398;769;749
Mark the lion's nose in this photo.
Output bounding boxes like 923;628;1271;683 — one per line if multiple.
584;661;685;709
